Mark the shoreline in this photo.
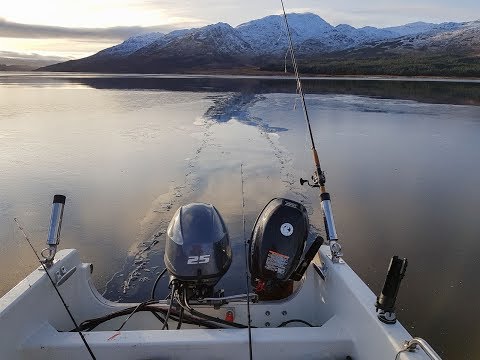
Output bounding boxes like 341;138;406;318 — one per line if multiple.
2;70;480;83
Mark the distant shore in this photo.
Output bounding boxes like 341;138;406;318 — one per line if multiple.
2;69;480;82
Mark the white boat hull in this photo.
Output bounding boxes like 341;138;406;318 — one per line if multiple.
0;248;435;359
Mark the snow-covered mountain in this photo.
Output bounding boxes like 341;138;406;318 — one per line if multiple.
161;22;253;56
376;20;480;55
128;22;255;72
237;13;335;54
41;13;480;74
385;21;463;37
96;32;165;57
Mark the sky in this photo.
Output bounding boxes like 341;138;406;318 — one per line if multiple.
1;0;479;63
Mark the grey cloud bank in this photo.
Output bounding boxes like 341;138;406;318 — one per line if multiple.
0;18;181;40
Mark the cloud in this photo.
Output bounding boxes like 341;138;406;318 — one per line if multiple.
0;50;67;61
0;18;186;40
0;50;72;67
134;0;276;26
315;3;480;27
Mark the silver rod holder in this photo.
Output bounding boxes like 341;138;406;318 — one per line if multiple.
44;195;66;264
321;199;338;240
321;198;343;263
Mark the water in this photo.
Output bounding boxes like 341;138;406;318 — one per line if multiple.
1;73;480;359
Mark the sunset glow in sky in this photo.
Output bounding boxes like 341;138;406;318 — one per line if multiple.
1;0;479;62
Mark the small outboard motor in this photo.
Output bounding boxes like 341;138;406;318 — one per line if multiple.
250;198;311;300
164;203;232;297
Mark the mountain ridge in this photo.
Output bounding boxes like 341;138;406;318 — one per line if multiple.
40;13;480;77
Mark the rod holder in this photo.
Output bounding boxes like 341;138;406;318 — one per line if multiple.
320;192;342;262
43;195;66;265
290;236;324;281
375;256;408;324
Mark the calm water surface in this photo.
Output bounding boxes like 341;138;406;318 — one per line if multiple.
1;73;480;359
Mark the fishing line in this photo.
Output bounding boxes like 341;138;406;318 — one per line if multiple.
240;164;253;360
13;218;96;360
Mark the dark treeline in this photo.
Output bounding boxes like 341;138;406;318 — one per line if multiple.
261;54;480;78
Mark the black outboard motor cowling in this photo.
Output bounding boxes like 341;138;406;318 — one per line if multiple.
250;198;309;284
164;203;232;292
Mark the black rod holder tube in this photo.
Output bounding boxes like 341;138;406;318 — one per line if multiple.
375;256;408;324
290;236;324;281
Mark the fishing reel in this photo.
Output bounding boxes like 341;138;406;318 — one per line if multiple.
300;169;325;188
300;177;318;188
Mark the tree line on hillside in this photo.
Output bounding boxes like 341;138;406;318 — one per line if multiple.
261;55;480;78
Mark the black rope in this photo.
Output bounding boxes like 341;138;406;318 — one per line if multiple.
180;289;250;329
176;307;185;329
75;303;221;332
78;304;154;332
150;309;169;330
162;284;176;330
151;268;167;300
116;300;155;331
14;218;96;360
278;319;314;327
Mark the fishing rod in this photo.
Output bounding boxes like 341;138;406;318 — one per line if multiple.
14;196;96;359
280;0;343;262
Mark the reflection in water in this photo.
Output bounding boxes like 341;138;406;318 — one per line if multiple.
1;75;480;359
203;93;287;133
1;72;480;105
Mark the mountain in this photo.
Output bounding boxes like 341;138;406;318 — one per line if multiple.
385;20;480;54
384;21;463;37
96;32;166;57
47;22;255;73
129;23;254;72
237;13;335;55
40;13;480;77
334;24;393;45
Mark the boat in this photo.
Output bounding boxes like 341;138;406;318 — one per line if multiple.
0;5;442;360
0;195;441;359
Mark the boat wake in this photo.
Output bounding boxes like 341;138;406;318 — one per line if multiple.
103;92;322;301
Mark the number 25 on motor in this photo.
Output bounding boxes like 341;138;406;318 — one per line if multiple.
187;255;210;264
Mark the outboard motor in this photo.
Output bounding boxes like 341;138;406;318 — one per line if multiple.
164;203;232;298
250;198;312;300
